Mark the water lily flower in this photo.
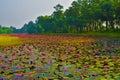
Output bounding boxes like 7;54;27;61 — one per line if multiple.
83;65;88;69
49;59;53;65
79;74;83;77
95;55;99;60
93;74;97;77
111;54;116;59
16;66;20;69
39;53;43;57
8;58;13;62
0;55;3;58
0;63;3;67
63;68;67;73
103;67;108;71
105;45;111;51
15;73;23;77
5;65;10;69
104;59;107;64
29;50;33;56
76;54;80;59
75;68;79;72
28;71;32;75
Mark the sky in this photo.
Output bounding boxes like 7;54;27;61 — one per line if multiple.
0;0;74;29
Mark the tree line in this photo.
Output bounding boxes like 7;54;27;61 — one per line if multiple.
0;25;12;34
0;0;120;34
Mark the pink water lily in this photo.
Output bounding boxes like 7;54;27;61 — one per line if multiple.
16;66;20;69
63;68;67;73
111;54;116;59
93;74;97;77
8;58;13;62
83;65;88;69
29;50;33;56
16;73;23;77
104;59;107;64
79;74;83;77
75;68;79;72
0;55;2;57
5;65;10;69
28;71;32;75
103;67;108;71
0;63;3;67
76;54;80;59
95;55;99;60
39;53;43;57
49;59;53;65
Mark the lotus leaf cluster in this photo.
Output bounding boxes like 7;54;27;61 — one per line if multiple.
0;34;120;80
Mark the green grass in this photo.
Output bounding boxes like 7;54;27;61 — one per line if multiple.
81;32;120;38
39;32;120;38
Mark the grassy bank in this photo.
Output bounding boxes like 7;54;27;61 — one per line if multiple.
39;32;120;38
80;32;120;38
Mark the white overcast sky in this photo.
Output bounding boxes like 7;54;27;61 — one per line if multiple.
0;0;74;28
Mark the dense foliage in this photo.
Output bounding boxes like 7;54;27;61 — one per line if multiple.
21;0;120;34
0;25;12;34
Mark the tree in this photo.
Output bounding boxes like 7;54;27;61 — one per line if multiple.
64;1;85;32
100;0;114;31
19;0;120;34
0;26;12;34
22;21;39;34
52;4;67;33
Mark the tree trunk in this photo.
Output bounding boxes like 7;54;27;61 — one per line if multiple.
110;21;114;30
